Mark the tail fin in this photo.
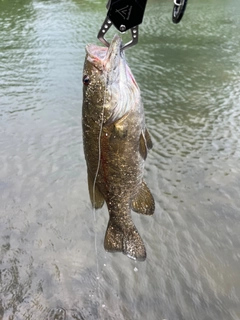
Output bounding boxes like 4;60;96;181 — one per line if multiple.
104;216;146;261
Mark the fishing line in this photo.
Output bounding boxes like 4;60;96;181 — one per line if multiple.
92;100;105;212
91;85;107;315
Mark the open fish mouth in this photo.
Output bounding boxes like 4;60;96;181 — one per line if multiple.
104;34;123;71
86;34;123;72
86;35;138;91
84;34;140;123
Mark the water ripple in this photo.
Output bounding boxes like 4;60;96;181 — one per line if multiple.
1;0;240;319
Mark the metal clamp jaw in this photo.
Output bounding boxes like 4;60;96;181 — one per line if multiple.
98;0;148;50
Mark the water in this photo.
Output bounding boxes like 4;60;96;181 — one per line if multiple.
0;0;240;319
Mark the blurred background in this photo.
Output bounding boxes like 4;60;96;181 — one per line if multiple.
0;0;240;319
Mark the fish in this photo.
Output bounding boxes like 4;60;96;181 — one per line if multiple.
82;34;155;261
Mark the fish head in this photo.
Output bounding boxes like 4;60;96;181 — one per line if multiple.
82;34;140;124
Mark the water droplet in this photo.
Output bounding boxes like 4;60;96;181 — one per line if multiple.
104;263;106;267
102;304;106;308
134;267;138;272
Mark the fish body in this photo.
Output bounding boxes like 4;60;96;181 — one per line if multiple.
82;35;154;261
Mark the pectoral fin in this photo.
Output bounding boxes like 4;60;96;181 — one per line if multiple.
87;169;104;209
131;181;155;215
112;113;129;139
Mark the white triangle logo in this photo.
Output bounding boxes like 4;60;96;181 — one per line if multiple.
115;5;132;20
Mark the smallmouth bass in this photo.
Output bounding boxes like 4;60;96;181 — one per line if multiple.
82;34;155;261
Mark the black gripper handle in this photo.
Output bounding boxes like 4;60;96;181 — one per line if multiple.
107;0;148;32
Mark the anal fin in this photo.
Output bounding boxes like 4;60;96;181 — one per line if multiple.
87;169;104;209
131;181;155;215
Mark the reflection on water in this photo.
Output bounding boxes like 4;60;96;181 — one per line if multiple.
0;0;240;319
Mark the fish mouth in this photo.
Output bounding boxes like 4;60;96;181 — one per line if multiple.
85;35;139;123
104;34;123;71
86;34;123;72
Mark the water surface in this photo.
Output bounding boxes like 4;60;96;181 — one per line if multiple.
0;0;240;319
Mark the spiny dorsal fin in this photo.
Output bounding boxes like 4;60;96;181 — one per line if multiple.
87;169;105;209
131;181;155;215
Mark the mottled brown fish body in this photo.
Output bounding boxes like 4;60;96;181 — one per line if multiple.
82;35;155;261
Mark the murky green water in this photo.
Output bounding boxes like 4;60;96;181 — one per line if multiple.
1;0;240;319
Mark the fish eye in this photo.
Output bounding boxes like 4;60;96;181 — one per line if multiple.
83;75;90;85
